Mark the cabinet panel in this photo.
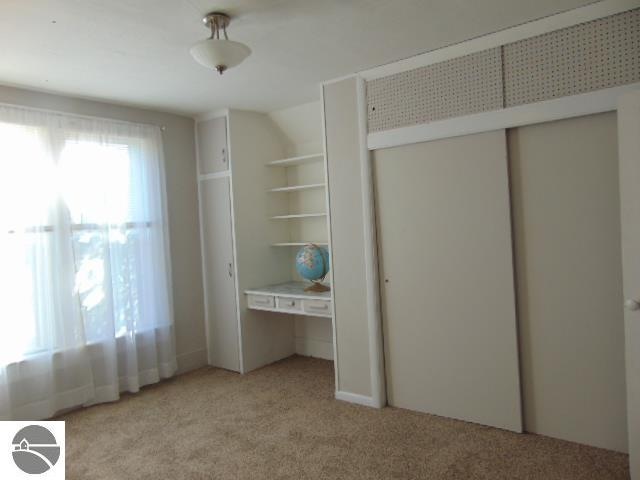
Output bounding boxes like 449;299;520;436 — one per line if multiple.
197;117;228;174
200;176;239;371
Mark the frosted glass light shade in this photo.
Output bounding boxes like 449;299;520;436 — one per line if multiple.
190;39;251;73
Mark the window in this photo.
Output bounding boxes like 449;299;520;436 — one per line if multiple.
0;106;174;371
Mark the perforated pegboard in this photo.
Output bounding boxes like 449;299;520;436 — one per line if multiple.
503;9;640;107
367;48;503;133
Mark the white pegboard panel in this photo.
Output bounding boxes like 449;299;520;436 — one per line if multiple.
366;48;503;133
504;9;640;107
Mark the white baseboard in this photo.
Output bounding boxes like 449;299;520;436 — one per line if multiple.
295;337;334;360
335;390;377;407
176;348;208;374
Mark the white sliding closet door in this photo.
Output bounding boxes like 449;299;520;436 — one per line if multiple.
200;176;240;372
374;130;522;432
509;113;626;452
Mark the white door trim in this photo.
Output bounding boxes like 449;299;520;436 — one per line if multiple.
319;83;341;394
356;76;387;409
617;90;640;479
225;112;245;374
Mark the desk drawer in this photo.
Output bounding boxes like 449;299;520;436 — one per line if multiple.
276;297;303;313
247;294;275;309
302;299;332;317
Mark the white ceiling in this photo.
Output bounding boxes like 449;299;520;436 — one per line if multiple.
0;0;596;116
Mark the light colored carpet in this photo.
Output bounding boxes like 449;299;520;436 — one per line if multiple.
59;355;629;479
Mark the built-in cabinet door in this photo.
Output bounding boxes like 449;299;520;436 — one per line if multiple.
373;130;522;432
200;176;240;371
618;90;640;479
197;117;228;174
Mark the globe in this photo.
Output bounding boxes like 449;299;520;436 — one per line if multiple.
295;244;330;292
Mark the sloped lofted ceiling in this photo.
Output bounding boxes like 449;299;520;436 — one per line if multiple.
0;0;596;116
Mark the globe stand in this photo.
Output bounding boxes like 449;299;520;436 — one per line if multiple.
304;281;331;293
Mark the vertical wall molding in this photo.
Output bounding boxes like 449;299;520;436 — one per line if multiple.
319;83;341;392
224;113;245;374
356;76;386;408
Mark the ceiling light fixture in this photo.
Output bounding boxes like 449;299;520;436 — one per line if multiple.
190;12;251;75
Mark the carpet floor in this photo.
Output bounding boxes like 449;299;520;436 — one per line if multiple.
59;355;629;480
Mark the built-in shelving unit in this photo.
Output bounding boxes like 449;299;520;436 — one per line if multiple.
266;153;324;167
267;151;329;251
198;105;335;369
238;102;334;362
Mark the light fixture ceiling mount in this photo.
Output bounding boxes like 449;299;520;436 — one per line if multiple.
190;11;251;75
204;12;230;30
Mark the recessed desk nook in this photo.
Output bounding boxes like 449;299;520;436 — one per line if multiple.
245;281;332;318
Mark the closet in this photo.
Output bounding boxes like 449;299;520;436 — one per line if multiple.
196;105;335;375
320;4;638;454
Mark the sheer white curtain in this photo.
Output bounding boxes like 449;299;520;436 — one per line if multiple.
0;104;176;420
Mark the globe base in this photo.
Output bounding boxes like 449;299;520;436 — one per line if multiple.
304;281;331;293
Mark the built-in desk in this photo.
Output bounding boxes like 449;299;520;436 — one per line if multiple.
245;281;332;318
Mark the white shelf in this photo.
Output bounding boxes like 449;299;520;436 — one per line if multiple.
268;183;326;193
266;153;324;167
271;242;329;247
198;171;231;181
271;213;327;220
245;281;331;300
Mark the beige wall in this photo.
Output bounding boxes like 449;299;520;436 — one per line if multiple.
0;84;207;373
268;101;323;157
509;112;627;452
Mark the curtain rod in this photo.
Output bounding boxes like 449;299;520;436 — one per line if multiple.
0;100;167;131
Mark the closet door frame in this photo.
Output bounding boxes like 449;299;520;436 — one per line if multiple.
617;90;640;478
349;71;640;411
